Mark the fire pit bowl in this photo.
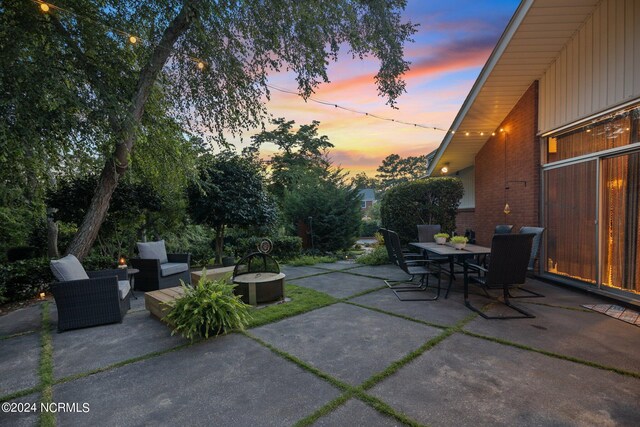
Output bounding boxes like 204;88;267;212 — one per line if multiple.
232;250;285;306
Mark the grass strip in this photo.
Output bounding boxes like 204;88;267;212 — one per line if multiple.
341;285;388;301
359;312;477;390
38;302;55;427
247;284;337;329
242;331;352;392
519;301;594;312
344;301;449;330
54;342;192;386
352;391;426;427
461;330;640;379
0;329;38;341
292;392;354;427
285;256;339;266
0;386;42;403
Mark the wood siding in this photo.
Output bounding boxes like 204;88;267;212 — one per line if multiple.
539;0;640;133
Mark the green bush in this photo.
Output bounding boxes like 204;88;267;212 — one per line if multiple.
360;220;379;237
233;235;302;260
165;276;251;342
380;177;464;244
164;224;216;268
0;258;53;303
286;255;337;266
356;246;389;265
282;176;362;252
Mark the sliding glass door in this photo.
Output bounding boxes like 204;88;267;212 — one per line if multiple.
601;153;640;294
544;161;597;284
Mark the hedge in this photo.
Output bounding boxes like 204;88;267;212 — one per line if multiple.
233;235;302;261
380;177;464;244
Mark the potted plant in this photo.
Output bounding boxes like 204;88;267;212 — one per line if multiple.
434;233;450;244
164;274;251;342
450;235;468;250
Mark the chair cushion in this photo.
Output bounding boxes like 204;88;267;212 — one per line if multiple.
160;262;188;277
50;254;89;282
117;280;131;300
137;240;168;264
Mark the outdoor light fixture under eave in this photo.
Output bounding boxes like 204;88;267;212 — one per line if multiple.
441;163;449;174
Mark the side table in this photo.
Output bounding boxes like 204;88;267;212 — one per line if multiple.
127;268;140;300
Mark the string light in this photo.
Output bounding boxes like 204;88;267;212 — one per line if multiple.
32;0;507;135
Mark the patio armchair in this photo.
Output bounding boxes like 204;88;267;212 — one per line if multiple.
379;228;422;266
387;229;441;301
463;233;535;319
130;240;191;291
50;255;131;332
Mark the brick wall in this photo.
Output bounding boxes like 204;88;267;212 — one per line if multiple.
455;209;475;234
473;82;540;246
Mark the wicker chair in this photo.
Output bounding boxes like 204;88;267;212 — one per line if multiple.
463;233;535;319
51;268;130;332
130;253;191;291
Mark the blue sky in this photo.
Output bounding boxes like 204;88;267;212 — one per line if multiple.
233;0;521;176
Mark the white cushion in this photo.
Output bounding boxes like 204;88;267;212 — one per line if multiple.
117;280;131;300
50;254;89;282
160;263;188;277
137;240;168;264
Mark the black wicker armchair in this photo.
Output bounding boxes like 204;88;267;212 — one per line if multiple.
130;253;191;291
51;268;130;332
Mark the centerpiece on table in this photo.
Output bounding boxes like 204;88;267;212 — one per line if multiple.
450;235;468;250
434;233;450;245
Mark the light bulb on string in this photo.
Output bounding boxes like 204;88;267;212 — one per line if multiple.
129;35;137;44
197;61;205;70
40;3;50;12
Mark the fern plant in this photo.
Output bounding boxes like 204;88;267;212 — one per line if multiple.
165;275;251;342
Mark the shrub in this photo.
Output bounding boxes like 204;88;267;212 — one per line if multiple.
233;235;302;260
82;254;118;271
380;177;464;244
286;255;337;266
6;246;40;262
165;276;251;342
164;224;216;268
0;258;53;303
356;246;389;265
360;220;379;237
282;176;362;252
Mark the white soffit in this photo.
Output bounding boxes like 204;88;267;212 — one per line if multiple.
427;0;600;176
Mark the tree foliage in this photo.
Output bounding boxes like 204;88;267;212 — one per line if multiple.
380;178;464;244
282;173;362;253
187;152;276;263
350;172;380;190
375;154;427;192
247;118;335;203
2;0;416;258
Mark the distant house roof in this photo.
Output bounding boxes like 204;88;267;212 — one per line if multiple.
358;189;375;202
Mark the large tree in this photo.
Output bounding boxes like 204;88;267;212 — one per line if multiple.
375;153;427;192
187;152;276;264
2;0;415;259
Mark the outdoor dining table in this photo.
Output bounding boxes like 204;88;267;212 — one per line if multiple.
409;242;491;298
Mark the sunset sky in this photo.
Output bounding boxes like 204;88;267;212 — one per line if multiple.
230;0;521;177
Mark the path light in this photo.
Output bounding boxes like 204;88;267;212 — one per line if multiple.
39;292;46;300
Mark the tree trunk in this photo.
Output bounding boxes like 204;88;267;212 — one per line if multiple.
46;212;59;258
214;225;225;265
65;1;199;260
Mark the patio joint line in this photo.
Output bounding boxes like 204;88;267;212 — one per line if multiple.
38;302;55;427
343;301;450;330
285;270;334;282
460;330;640;379
0;329;38;341
341;285;388;301
53;342;193;386
242;330;426;426
519;301;594;313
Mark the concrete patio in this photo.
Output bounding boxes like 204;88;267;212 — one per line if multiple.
1;262;639;426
